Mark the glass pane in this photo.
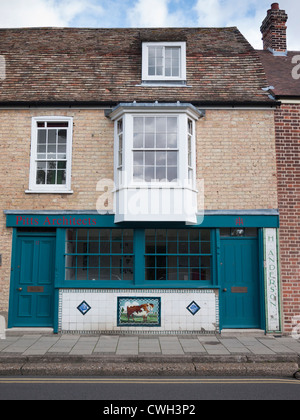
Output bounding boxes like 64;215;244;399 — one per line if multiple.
133;166;143;180
145;166;155;182
156;151;166;166
133;133;143;148
156;133;166;148
167;167;177;182
57;170;66;185
89;255;99;267
58;130;67;143
167;133;177;148
65;268;76;280
48;130;57;144
112;229;122;241
134;117;144;133
46;170;56;185
145;133;155;148
201;242;211;254
156;117;166;132
88;268;99;281
133;151;144;165
156;167;166;181
145;151;155;166
167;151;177;166
167;117;177;133
156;66;163;76
148;66;156;76
78;229;88;241
145;117;155;133
37;130;46;144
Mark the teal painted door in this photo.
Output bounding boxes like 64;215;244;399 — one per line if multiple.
12;236;55;327
220;238;260;329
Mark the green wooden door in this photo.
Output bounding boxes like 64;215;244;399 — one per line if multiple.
220;238;260;329
11;235;55;327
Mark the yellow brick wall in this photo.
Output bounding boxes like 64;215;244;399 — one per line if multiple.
197;109;278;210
0;108;278;315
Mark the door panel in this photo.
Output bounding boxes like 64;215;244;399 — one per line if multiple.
12;236;55;327
221;238;260;329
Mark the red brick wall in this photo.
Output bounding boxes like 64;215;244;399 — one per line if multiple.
275;104;300;333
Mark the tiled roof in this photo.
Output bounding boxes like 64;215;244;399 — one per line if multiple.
257;50;300;97
0;27;272;105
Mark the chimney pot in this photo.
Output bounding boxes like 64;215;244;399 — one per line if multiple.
271;3;279;10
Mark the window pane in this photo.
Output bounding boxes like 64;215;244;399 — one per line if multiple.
156;117;166;132
145;117;155;133
134;117;144;133
145;166;155;182
167;133;177;148
133;133;143;148
167;167;177;182
167;151;177;166
156;151;166;166
145;151;155;166
57;169;66;185
156;133;166;148
133;151;144;165
58;130;67;144
48;130;56;144
37;130;46;144
156;167;166;181
145;133;155;148
133;166;143;180
36;162;46;185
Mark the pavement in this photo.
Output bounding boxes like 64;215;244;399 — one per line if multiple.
0;332;300;377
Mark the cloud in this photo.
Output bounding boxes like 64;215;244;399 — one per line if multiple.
127;0;183;27
0;0;103;28
0;0;299;50
193;0;300;50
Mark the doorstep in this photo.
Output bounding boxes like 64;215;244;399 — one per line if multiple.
221;329;266;337
6;328;54;336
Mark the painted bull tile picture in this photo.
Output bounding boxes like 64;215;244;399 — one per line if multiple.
117;297;161;327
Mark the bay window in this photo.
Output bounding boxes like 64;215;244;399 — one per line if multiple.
109;103;201;224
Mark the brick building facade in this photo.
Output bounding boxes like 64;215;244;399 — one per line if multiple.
258;3;300;334
275;104;300;333
0;7;290;335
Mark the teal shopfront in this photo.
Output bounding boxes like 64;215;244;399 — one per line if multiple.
5;210;281;334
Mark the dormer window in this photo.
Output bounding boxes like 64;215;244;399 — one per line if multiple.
142;42;186;83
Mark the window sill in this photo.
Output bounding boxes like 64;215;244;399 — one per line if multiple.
138;82;191;88
25;190;74;194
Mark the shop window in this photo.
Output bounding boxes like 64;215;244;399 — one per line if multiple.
65;229;134;281
28;117;73;193
145;229;212;282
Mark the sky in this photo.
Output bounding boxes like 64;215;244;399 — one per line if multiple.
0;0;299;50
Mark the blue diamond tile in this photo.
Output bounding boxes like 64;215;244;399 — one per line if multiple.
187;301;201;316
77;301;91;316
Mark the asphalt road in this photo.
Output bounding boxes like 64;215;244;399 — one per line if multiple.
0;377;299;402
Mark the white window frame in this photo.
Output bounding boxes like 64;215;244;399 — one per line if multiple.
28;116;73;193
142;42;186;82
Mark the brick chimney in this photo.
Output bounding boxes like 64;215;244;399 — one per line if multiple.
260;3;288;55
